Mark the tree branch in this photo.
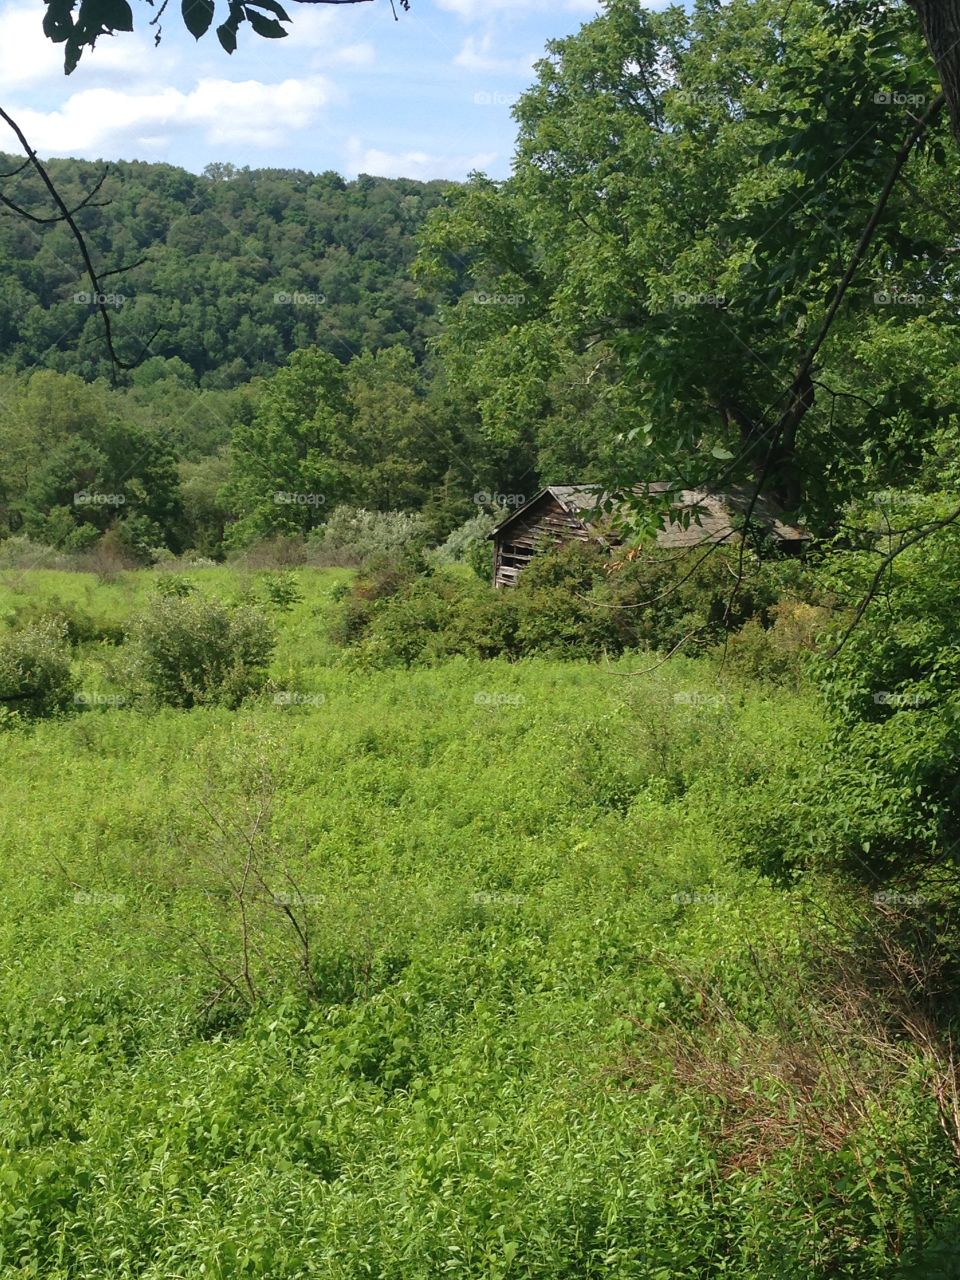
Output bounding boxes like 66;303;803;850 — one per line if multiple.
829;501;960;657
0;107;150;380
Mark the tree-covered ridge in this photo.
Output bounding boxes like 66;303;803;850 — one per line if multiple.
0;157;457;385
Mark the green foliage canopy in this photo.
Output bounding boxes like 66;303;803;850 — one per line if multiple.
416;0;960;532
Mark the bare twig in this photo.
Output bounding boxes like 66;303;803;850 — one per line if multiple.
0;107;154;380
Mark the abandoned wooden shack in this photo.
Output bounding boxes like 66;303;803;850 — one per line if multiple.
488;484;809;589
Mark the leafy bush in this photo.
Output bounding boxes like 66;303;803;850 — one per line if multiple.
307;506;429;567
432;511;498;579
153;575;197;599
722;602;827;684
108;516;166;566
259;571;303;612
333;540;792;666
6;598;125;646
0;535;74;570
76;530;142;577
331;563;465;662
230;535;308;569
600;543;785;653
129;595;275;708
725;507;960;883
0;618;77;721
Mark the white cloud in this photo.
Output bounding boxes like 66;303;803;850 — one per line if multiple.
13;77;333;155
346;135;496;181
0;2;64;87
453;34;536;75
0;0;599;181
0;0;182;89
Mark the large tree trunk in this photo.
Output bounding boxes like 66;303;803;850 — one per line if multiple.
909;0;960;144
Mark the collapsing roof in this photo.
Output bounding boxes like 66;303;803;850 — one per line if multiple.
488;484;809;588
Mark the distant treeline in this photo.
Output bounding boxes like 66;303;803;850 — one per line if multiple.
0;156;460;384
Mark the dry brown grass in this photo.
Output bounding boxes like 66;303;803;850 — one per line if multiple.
622;898;960;1176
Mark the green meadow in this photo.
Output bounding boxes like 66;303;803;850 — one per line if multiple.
1;569;958;1279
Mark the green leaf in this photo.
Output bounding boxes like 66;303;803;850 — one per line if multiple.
182;0;215;39
246;0;289;19
245;8;286;38
216;16;238;51
42;0;74;42
94;0;133;33
64;34;83;72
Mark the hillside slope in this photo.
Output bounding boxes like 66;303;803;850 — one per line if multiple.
0;157;457;385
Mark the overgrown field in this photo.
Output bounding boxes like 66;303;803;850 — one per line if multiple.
1;569;958;1278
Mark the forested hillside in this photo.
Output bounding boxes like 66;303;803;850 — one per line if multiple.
0;157;455;384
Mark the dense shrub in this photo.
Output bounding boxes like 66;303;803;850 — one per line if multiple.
432;511;498;580
0;618;76;721
333;539;795;666
6;597;125;646
230;535;308;569
259;571;303;611
308;506;429;567
108;516;166;566
0;535;63;569
721;602;827;684
153;574;197;599
726;504;960;883
331;565;474;662
129;595;275;708
599;543;785;653
75;531;142;577
806;513;960;878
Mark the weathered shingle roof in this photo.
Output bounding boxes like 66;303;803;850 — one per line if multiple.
491;484;810;547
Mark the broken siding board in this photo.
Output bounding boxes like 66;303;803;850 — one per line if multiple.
492;492;595;587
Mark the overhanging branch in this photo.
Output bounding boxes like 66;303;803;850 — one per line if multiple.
0;106;155;380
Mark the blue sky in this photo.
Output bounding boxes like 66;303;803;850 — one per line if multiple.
0;0;604;180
